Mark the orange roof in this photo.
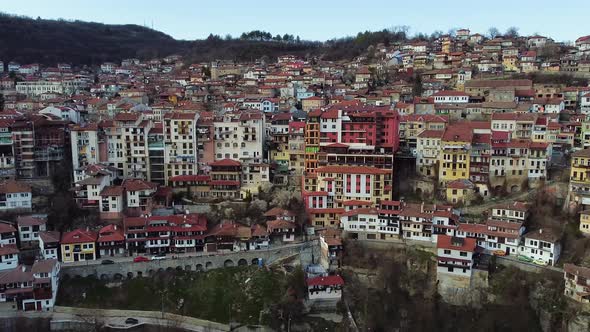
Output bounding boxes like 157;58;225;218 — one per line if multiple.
61;229;97;244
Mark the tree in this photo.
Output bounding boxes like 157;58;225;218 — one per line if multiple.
505;26;519;38
412;74;423;97
487;27;500;39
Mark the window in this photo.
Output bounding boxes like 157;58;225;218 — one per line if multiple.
443;249;451;255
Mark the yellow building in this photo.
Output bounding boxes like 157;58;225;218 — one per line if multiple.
502;56;519;73
445;179;475;205
60;229;97;263
439;124;473;185
569;148;590;206
580;210;590;235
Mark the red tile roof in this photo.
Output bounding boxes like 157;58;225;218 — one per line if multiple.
61;229;97;244
437;235;476;252
307;275;344;286
209;159;241;167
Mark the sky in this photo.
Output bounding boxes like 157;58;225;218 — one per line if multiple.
2;0;589;42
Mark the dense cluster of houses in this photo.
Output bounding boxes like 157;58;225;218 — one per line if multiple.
2;29;590;308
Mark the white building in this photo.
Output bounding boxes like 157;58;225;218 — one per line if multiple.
518;228;561;266
0;180;32;212
306;275;344;300
39;106;81;124
70;124;100;175
163;112;199;184
432;91;470;104
436;235;477;278
17;215;47;247
213;110;265;164
0;246;19;271
39;231;60;260
0;222;17;246
16;80;64;96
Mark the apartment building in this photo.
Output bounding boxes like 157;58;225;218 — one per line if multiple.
163;112;199;185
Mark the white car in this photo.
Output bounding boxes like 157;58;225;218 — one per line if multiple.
151;253;166;260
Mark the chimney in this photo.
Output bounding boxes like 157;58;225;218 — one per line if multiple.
539;229;543;234
421;202;424;213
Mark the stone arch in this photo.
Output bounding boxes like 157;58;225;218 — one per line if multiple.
74;275;83;279
100;274;109;281
148;269;155;276
510;185;519;193
158;268;164;273
114;273;123;280
224;259;235;267
166;267;174;272
127;272;134;279
61;274;71;280
494;185;503;194
176;266;183;271
252;258;261;265
185;265;192;271
136;271;143;278
238;259;248;266
415;188;423;197
196;264;204;271
205;261;213;270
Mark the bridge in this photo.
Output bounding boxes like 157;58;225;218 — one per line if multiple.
61;241;318;280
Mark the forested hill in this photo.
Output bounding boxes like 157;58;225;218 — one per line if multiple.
0;12;410;66
0;13;189;65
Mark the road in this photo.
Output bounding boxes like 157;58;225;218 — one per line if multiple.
65;240;313;267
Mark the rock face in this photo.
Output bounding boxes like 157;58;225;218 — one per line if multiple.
437;268;489;307
568;315;590;332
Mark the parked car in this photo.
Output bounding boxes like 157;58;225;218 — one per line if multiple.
133;256;150;263
125;317;139;325
151;253;166;260
492;250;506;256
533;259;548;266
517;255;533;263
101;259;115;265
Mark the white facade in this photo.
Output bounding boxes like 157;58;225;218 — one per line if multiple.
0;191;31;211
0;249;18;271
70;128;100;173
518;231;561;266
16;80;64;96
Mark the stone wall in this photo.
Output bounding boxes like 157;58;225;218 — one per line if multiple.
61;242;316;280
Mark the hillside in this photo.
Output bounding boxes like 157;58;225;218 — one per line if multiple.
0;13;189;65
0;13;412;66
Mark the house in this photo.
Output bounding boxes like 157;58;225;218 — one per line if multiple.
580;210;590;235
0;245;19;271
39;231;60;260
564;263;590;303
28;259;61;311
97;224;125;257
319;228;343;271
250;224;270;250
266;219;296;243
0;180;32;212
446;179;476;205
17;215;47;248
436;235;477;282
306;275;344;300
0;222;17;246
60;229;97;263
0;259;60;311
432;90;469;104
518;228;561;266
569;148;590;207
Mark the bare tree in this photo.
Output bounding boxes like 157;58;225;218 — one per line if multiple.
487;27;500;39
505;26;520;38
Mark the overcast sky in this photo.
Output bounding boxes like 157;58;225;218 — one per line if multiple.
3;0;588;42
